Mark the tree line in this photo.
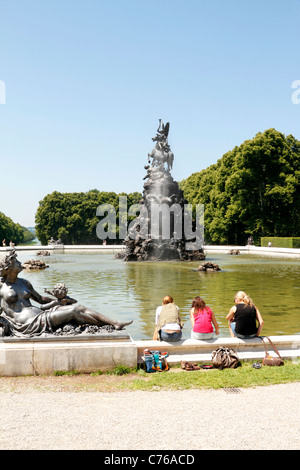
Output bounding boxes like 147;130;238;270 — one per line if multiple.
31;128;300;246
180;128;300;245
0;212;35;245
35;190;141;245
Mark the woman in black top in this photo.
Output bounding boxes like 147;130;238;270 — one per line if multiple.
226;291;264;339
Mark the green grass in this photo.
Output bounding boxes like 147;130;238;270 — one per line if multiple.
122;360;300;391
54;365;133;377
53;369;81;376
50;360;300;392
105;365;132;376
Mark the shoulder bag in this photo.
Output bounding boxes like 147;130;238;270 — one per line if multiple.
260;336;284;366
211;346;241;369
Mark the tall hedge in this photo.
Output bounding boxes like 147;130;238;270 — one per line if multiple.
261;237;300;248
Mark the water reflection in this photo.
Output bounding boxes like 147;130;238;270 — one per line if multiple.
10;250;300;340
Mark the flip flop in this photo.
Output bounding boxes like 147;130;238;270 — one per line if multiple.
182;361;200;371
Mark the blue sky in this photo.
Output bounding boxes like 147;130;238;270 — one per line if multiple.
1;0;300;227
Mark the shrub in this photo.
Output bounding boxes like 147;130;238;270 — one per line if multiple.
107;365;132;375
261;237;300;248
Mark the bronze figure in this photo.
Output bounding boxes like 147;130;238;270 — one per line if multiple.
0;250;132;337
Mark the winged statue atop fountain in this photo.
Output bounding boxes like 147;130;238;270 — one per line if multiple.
148;119;174;171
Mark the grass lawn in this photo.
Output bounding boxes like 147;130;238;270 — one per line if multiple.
116;359;300;391
1;360;298;393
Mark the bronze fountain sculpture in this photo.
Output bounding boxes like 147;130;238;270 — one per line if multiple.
122;119;205;261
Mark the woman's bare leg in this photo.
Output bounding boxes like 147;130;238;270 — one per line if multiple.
77;305;133;330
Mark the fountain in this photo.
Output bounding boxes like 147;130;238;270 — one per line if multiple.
122;120;205;262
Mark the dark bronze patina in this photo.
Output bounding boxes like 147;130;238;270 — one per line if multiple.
0;250;132;337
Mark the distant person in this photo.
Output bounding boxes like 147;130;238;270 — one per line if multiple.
190;296;219;340
247;236;254;245
153;295;183;342
226;291;264;339
268;241;272;247
9;241;15;247
2;239;6;246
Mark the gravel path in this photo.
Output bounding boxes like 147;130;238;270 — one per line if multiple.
0;382;299;450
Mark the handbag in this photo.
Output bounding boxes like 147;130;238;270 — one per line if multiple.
211;346;241;369
260;336;284;366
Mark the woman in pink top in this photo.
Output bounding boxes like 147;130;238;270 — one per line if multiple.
190;296;219;340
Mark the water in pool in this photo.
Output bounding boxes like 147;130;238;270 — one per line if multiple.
11;250;300;340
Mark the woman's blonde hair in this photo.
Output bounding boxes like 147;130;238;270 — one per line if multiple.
162;295;173;305
234;291;254;307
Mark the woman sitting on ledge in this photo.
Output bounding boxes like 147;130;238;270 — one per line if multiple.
0;250;132;337
190;296;219;340
153;295;183;342
226;291;263;339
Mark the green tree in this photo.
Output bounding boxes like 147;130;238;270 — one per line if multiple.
21;227;35;243
0;212;32;245
35;190;142;245
180;129;300;244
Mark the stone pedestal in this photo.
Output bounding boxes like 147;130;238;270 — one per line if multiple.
0;332;137;376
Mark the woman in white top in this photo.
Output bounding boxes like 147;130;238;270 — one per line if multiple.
153;295;182;342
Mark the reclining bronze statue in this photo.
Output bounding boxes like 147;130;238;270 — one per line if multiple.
0;250;132;337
